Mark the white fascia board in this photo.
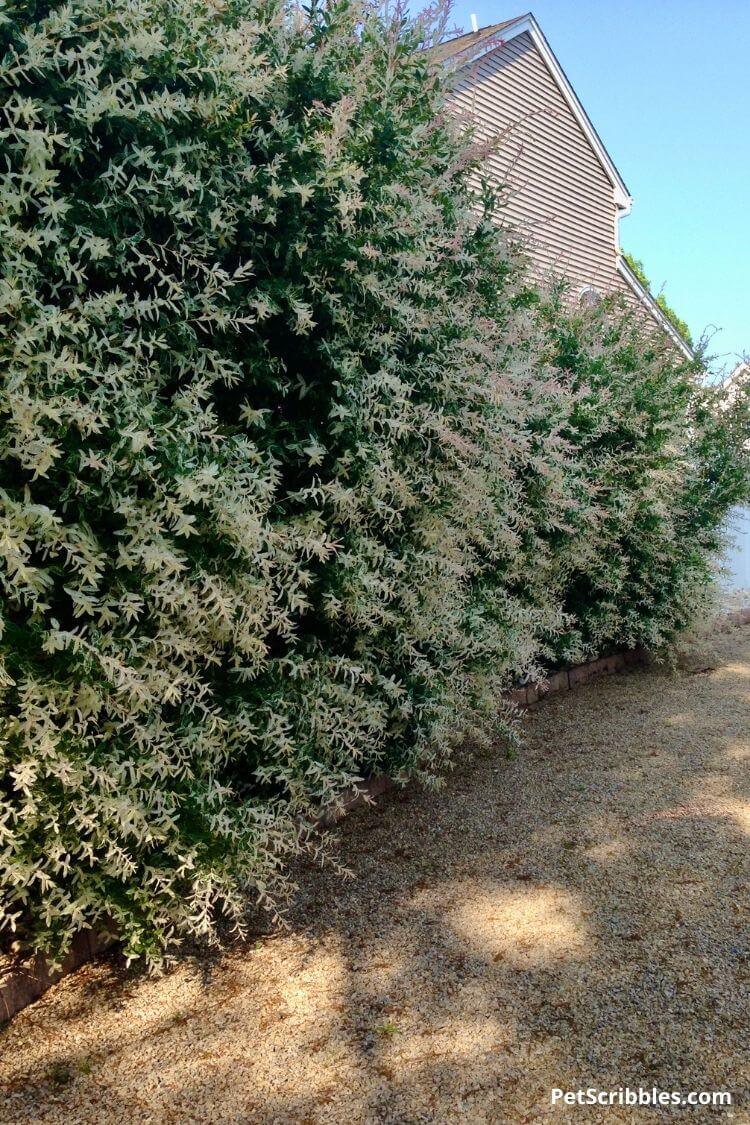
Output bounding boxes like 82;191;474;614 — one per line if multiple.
468;14;633;213
617;256;695;361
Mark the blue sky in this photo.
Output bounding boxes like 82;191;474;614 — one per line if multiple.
446;0;749;371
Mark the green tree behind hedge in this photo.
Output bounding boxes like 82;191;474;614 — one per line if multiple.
623;251;693;346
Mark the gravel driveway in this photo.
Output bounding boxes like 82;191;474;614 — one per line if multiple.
2;627;749;1124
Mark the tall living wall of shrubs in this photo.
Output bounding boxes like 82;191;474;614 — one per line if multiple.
1;0;747;962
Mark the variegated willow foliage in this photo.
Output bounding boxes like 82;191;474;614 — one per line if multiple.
0;0;747;962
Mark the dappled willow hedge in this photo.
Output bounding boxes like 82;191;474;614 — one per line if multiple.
0;0;747;962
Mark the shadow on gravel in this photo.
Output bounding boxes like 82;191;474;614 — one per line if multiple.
2;628;749;1123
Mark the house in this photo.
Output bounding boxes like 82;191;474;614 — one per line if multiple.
728;361;749;390
434;13;694;360
713;364;749;593
721;361;749;410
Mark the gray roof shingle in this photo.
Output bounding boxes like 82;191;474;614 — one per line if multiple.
428;15;528;65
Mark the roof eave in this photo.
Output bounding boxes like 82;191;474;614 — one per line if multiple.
617;256;695;362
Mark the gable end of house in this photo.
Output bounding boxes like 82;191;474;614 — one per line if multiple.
435;14;694;360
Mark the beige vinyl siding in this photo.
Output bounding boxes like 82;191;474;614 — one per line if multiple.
449;32;626;297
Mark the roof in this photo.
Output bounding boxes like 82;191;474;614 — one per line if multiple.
432;13;631;211
428;17;527;65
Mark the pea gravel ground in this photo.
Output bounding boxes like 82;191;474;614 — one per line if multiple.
2;627;750;1124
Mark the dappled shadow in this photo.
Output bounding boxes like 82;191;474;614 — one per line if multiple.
2;628;750;1122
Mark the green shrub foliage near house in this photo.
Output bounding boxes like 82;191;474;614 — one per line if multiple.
1;0;748;962
622;252;693;346
532;291;749;656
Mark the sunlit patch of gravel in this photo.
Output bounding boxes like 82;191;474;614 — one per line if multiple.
2;627;750;1124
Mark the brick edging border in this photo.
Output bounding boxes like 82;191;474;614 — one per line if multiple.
0;927;112;1025
3;606;749;1024
504;646;646;709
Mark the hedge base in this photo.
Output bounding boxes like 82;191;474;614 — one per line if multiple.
2;613;748;1024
